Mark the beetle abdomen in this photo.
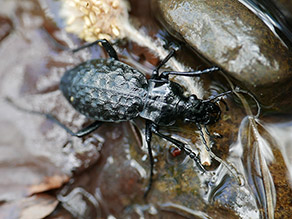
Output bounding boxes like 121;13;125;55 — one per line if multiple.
60;59;148;122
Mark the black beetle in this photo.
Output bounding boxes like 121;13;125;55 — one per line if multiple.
6;39;233;197
57;39;231;197
6;38;261;197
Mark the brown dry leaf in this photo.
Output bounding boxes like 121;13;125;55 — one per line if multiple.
0;0;97;203
0;194;58;219
28;175;69;195
0;116;70;201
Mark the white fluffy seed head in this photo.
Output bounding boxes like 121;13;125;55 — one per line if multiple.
60;0;130;42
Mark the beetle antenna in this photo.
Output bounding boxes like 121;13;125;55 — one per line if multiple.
204;87;261;118
233;87;261;118
203;90;232;103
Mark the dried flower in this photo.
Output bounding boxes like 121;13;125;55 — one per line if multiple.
60;0;129;42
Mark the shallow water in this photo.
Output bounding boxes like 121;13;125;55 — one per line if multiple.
239;0;292;47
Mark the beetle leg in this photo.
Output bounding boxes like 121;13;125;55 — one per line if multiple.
72;39;119;60
195;124;243;185
46;115;102;137
195;123;211;152
5;97;102;137
144;120;155;198
159;66;220;80
150;123;206;172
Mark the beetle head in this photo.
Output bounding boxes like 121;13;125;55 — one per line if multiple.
183;95;221;125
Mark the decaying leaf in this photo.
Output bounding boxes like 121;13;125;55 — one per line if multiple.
0;194;58;219
28;175;69;195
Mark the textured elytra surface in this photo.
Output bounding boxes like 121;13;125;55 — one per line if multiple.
60;59;148;122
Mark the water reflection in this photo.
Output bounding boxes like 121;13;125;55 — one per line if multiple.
239;0;292;47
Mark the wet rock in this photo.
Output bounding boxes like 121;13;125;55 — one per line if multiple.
154;0;292;112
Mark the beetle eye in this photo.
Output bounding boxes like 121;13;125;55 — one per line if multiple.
189;95;197;101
